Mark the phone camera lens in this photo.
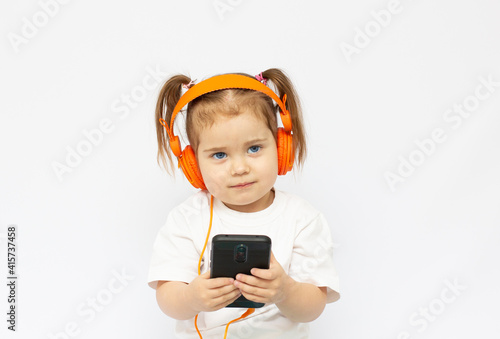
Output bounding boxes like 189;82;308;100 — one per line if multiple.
234;244;247;263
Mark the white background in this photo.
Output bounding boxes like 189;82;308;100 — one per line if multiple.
1;0;499;338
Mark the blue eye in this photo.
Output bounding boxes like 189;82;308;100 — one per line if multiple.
248;146;261;154
212;152;227;160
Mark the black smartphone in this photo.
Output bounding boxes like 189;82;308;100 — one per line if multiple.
210;234;272;308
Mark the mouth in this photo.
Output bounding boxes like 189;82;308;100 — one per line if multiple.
230;182;255;189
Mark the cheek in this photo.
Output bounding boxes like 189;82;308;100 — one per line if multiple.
198;160;224;188
203;171;224;187
267;148;279;174
254;151;279;182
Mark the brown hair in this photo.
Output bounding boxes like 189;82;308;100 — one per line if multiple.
155;68;307;174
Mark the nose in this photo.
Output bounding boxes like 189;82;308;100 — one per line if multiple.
230;156;249;176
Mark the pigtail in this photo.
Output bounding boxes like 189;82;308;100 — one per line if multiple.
262;68;307;169
155;74;192;174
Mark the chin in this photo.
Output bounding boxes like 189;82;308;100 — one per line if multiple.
229;197;258;207
232;192;273;210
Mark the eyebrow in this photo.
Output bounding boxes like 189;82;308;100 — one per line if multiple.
202;138;268;153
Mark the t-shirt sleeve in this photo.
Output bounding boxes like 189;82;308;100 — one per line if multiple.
288;212;340;303
147;210;201;289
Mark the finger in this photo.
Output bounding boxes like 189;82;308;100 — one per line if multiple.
213;288;242;309
250;267;273;280
216;282;240;297
251;260;278;279
203;283;239;308
207;276;235;289
239;289;267;304
237;282;268;301
235;274;269;294
226;290;242;304
235;273;263;287
251;251;277;279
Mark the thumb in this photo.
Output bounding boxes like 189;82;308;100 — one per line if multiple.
200;270;211;279
269;251;282;269
270;251;277;264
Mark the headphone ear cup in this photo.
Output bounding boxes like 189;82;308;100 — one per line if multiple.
179;145;206;190
277;128;294;175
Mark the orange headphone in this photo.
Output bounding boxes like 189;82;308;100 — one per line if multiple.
159;74;295;190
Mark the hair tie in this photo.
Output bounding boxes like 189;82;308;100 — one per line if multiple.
182;79;196;89
255;72;267;85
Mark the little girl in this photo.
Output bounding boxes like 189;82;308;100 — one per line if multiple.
148;68;340;338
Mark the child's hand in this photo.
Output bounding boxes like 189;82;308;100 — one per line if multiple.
186;270;241;313
234;251;294;305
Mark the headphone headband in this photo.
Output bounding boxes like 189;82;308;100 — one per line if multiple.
160;74;292;158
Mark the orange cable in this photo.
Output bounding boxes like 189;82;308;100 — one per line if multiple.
223;308;255;339
195;195;214;338
194;195;254;338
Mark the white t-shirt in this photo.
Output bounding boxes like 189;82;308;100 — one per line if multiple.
148;189;340;339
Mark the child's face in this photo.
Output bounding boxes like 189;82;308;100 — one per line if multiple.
196;110;278;213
